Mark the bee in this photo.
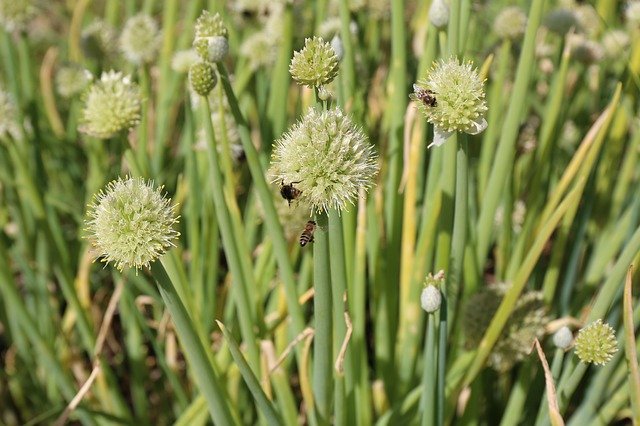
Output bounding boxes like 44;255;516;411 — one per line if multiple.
299;220;317;247
413;84;437;107
279;180;302;206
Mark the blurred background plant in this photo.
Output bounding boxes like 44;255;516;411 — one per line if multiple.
1;0;639;425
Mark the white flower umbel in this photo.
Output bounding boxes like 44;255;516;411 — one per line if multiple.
412;58;488;148
270;107;378;213
119;13;161;64
79;71;142;139
85;177;180;272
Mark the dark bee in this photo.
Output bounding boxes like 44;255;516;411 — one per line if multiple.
299;220;317;247
413;84;437;107
280;180;302;206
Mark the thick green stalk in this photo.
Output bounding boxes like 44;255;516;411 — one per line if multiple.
217;322;283;426
152;262;236;426
478;39;511;197
200;99;261;372
475;0;546;267
329;209;350;425
216;63;306;357
420;314;437;426
313;212;333;425
266;3;293;138
384;0;407;238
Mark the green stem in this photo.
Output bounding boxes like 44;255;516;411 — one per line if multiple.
313;211;333;425
329;209;350;425
201;99;261;372
152;261;236;426
216;63;306;360
420;314;437;426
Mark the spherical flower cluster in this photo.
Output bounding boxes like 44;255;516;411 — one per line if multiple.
574;319;618;365
171;49;200;74
81;20;117;58
289;37;340;88
119;14;161;64
494;6;527;40
55;64;93;98
270;107;378;213
413;58;488;148
544;9;578;36
601;30;631;59
553;326;574;350
189;62;217;96
193;11;229;62
626;1;640;28
429;0;449;29
240;31;279;71
575;4;601;37
0;89;21;139
420;271;445;313
463;283;548;372
79;71;142;139
569;35;603;64
0;0;36;32
85;177;180;271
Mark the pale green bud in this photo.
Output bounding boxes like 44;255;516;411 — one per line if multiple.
289;37;340;88
494;6;527;40
189;62;217;96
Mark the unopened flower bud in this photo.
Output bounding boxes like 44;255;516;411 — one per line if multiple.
120;13;161;64
79;71;142;139
429;0;449;29
552;326;573;350
189;62;217;96
289;37;339;88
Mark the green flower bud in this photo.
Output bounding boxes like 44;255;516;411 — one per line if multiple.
289;37;340;88
120;13;161;64
56;64;93;98
412;58;488;147
270;107;378;213
85;177;180;272
189;62;217;96
574;319;618;366
494;6;527;40
463;283;548;372
79;71;142;139
194;10;228;39
0;0;36;32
